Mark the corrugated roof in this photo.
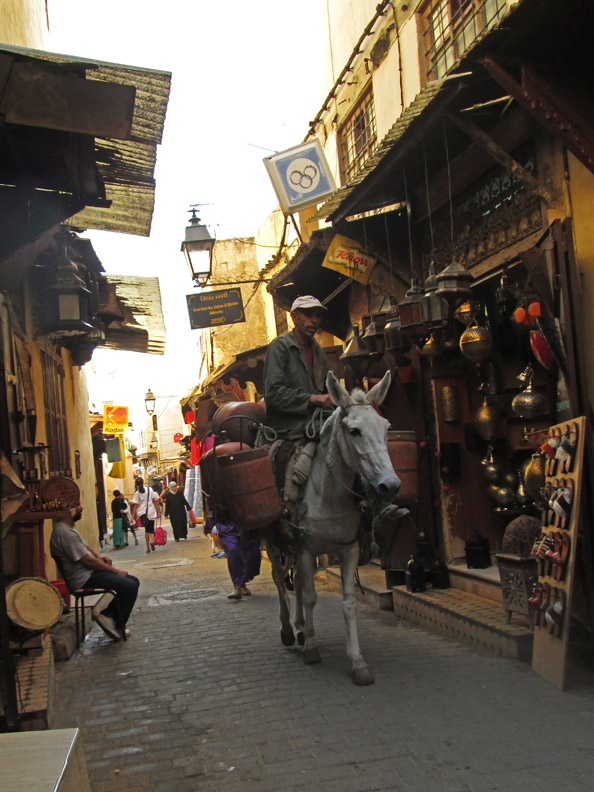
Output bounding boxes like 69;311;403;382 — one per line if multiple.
309;79;449;222
0;44;171;237
104;275;166;354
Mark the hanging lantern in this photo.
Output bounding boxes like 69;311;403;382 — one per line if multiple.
418;333;443;361
495;269;517;316
362;319;385;356
436;258;473;309
41;244;92;336
459;322;493;363
383;307;411;356
340;326;370;382
474;396;500;441
454;300;480;326
421;261;450;330
511;365;548;418
397;280;427;339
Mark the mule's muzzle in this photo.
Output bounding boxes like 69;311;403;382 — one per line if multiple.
370;473;401;503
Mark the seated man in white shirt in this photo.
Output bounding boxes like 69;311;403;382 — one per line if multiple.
50;507;139;641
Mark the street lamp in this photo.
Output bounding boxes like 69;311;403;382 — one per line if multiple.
181;207;215;287
144;388;156;416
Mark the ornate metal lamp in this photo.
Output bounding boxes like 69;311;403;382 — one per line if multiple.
181;207;215;287
436;258;473;310
41;243;92;336
340;326;370;383
421;261;450;332
397;280;428;341
144;388;156;416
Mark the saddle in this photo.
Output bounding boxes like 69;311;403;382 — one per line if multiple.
269;439;318;546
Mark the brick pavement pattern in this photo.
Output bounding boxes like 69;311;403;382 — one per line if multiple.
54;525;594;792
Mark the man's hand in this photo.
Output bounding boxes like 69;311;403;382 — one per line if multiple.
115;569;129;577
310;393;334;409
104;556;114;567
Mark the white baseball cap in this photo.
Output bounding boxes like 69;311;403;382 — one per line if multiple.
290;295;327;312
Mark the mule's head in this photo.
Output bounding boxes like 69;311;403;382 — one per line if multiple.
326;370;401;504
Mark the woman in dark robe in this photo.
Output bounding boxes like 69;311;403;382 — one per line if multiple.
164;481;191;541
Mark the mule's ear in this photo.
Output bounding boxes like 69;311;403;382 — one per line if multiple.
326;370;351;408
366;370;391;406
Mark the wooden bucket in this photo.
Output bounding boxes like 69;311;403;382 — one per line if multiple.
387;430;418;505
6;577;63;644
217;447;282;530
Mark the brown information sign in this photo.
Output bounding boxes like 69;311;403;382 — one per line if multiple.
186;288;245;329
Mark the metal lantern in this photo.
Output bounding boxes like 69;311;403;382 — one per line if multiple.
496;269;517;316
421;261;450;330
454;300;480;326
511;365;548;418
475;396;500;441
362;319;385;356
145;388;156;416
459;322;493;363
340;326;370;382
41;246;92;336
418;333;443;361
436;258;473;309
383;309;411;356
181;207;215;286
397;279;427;338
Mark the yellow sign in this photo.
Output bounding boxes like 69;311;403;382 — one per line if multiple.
103;405;128;434
322;234;376;284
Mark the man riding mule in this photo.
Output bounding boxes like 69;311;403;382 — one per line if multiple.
262;297;401;684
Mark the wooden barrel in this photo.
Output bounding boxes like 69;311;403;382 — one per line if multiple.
212;402;265;445
6;577;63;644
218;447;282;530
199;442;244;505
387;430;418;505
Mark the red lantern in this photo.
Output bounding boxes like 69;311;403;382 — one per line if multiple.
174;432;184;443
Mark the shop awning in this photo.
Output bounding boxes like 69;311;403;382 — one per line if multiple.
0;43;171;258
202;345;269;394
102;275;166;355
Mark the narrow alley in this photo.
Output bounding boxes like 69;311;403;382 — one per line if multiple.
54;524;594;792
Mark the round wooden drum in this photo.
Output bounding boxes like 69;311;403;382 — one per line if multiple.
6;577;63;643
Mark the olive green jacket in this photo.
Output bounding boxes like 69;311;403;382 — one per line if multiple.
263;331;330;439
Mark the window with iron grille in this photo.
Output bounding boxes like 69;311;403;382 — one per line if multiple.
41;349;71;476
339;87;377;184
422;0;507;82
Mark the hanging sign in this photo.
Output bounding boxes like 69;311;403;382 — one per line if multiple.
321;234;376;284
103;405;128;434
263;139;336;215
186;288;245;330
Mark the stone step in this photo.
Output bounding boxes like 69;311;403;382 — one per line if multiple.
392;586;534;661
322;564;393;611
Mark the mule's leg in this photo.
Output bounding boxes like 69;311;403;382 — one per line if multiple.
293;564;305;646
340;543;375;686
298;550;321;664
266;541;295;646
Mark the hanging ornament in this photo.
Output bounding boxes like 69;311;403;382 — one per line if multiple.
495;269;517;317
530;330;554;371
418;333;443;361
511;364;548;418
459;322;493;364
362;319;385;357
454;300;480;326
436;258;474;309
474;396;500;441
397;280;427;339
421;260;450;331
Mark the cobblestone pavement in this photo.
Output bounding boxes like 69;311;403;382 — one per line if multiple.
54;524;594;792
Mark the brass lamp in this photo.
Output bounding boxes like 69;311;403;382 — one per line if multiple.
41;244;92;336
397;280;427;340
436;258;473;309
421;261;450;331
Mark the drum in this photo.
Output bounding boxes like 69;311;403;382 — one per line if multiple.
6;577;63;644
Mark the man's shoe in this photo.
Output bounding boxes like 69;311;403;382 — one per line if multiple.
227;589;242;600
241;585;251;596
93;611;121;641
123;628;131;639
150;542;155;551
216;551;227;559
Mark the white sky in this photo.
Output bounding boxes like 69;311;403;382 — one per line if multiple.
46;0;329;435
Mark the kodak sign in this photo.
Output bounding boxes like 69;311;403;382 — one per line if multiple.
103;405;128;435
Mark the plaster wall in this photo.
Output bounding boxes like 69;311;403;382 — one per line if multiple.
209;238;270;372
398;12;423;108
372;32;404;141
323;0;378;84
567;153;594;409
0;0;46;48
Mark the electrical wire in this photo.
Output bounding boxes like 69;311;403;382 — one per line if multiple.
403;168;414;279
443;123;455;249
423;145;435;252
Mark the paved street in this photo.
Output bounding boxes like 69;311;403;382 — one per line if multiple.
54;523;594;792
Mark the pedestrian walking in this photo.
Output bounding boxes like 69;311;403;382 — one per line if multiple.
130;477;161;553
163;481;191;541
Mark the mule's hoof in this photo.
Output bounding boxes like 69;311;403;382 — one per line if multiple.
281;628;295;647
296;631;305;646
352;665;375;686
303;647;321;665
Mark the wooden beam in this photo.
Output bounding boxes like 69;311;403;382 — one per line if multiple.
1;61;135;140
446;111;555;205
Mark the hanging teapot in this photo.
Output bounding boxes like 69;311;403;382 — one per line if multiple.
511;365;548;418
